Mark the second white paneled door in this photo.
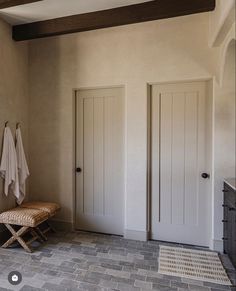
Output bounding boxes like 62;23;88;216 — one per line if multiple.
76;87;125;235
151;82;210;246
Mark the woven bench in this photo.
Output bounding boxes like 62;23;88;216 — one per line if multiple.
0;208;49;253
20;202;60;216
20;202;60;241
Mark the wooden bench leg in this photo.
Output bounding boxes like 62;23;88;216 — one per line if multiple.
46;221;56;233
30;228;44;243
36;220;56;241
2;224;32;253
2;224;45;253
35;227;47;241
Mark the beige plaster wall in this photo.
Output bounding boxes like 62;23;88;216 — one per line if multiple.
0;19;29;216
0;1;234;249
213;35;235;250
28;13;220;237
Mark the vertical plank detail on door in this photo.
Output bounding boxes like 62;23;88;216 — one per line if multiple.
83;98;94;215
151;82;209;246
76;87;124;235
185;92;198;225
172;93;185;225
104;97;114;216
94;97;104;216
159;91;201;226
160;93;173;224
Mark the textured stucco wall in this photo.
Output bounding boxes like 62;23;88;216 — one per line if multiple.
212;34;235;250
0;19;29;215
0;2;234;249
28;13;219;240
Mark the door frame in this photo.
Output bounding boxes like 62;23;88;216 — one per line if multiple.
72;85;127;234
147;78;214;247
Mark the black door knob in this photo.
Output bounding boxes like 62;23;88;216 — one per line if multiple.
201;173;210;179
76;167;82;173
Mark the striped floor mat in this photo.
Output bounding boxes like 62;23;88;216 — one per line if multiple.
158;245;232;286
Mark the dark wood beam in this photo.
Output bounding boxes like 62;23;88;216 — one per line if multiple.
13;0;216;41
0;0;42;9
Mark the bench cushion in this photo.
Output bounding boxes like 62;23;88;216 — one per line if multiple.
0;208;49;227
20;202;60;216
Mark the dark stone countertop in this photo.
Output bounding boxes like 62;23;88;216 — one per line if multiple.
224;178;236;191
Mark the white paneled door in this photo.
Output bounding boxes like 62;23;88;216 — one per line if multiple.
76;87;125;235
151;82;210;246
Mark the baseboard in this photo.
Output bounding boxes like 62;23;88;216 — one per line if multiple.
124;229;148;241
211;238;223;252
49;219;73;232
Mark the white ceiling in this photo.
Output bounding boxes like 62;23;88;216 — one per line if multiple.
0;0;152;25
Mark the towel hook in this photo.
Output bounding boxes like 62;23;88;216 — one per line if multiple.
16;122;20;129
5;121;9;127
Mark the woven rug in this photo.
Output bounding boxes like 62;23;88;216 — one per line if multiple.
158;245;232;286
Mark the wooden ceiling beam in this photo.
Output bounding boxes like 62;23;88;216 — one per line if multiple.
0;0;42;9
12;0;216;41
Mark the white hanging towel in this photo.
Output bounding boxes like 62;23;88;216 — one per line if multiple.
16;127;29;205
0;126;20;200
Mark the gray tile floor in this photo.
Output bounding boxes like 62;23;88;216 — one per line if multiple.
0;231;235;291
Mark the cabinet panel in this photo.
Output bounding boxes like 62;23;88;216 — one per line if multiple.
223;200;229;254
230;207;236;267
223;182;236;268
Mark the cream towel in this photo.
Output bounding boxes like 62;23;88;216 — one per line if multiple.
0;126;20;200
16;128;29;205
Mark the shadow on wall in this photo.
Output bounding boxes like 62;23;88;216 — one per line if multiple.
29;36;79;223
217;39;235;175
215;38;236;224
0;19;29;216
